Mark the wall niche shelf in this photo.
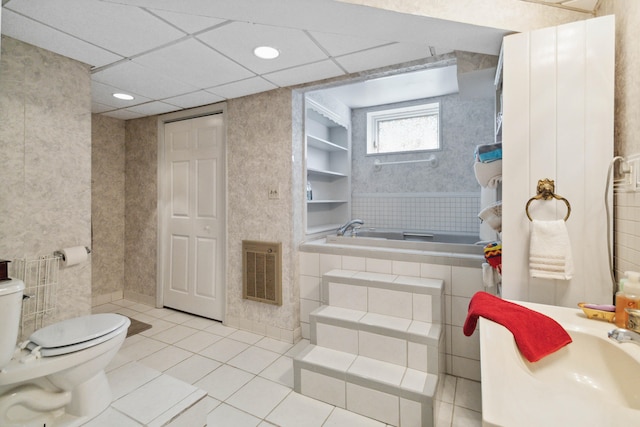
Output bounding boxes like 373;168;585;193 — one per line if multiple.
305;98;351;236
307;167;347;179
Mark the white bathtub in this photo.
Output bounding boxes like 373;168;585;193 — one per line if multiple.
324;229;484;259
480;301;640;426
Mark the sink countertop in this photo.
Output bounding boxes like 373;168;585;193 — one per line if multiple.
480;301;640;427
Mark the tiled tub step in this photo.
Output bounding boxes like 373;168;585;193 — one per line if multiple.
310;305;443;374
322;270;443;323
294;344;440;427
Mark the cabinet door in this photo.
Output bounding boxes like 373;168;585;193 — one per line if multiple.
502;16;614;306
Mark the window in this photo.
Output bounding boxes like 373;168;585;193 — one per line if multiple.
366;102;441;155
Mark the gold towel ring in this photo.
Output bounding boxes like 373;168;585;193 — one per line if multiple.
525;179;571;222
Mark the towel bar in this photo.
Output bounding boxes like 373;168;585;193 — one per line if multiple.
525;179;571;221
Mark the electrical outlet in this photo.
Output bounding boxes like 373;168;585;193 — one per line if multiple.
268;187;280;199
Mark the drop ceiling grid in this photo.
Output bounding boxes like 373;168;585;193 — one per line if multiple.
3;0;549;117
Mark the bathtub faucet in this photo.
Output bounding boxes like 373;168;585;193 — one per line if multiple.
608;328;640;346
337;219;364;236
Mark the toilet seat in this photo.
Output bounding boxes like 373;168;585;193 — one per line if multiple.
26;313;128;357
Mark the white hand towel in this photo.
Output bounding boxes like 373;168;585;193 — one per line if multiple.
482;262;500;288
529;219;573;280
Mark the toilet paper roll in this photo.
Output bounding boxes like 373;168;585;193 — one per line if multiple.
60;246;88;267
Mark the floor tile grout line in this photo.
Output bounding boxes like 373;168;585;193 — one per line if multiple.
129;329;295;392
102;299;483;426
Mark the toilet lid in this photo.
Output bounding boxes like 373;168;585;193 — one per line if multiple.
28;313;128;353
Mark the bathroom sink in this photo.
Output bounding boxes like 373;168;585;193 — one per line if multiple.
523;330;640;409
480;301;640;426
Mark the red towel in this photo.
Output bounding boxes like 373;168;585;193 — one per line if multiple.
463;291;572;362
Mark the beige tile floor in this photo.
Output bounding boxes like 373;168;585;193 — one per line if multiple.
88;299;482;426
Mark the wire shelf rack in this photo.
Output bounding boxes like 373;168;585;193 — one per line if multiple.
11;255;59;338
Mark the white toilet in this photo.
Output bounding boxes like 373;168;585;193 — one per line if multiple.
0;278;130;427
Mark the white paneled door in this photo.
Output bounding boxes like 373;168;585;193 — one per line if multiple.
161;114;225;320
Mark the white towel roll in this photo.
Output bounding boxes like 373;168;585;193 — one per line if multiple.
474;160;502;188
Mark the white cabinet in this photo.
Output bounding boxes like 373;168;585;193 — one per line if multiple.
305;98;351;235
502;15;614;306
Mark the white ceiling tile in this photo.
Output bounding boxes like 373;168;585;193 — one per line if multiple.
317;66;459;109
335;43;432;74
1;9;123;68
307;31;391;58
3;0;510;119
197;21;328;75
5;0;185;57
133;38;254;89
207;76;278;99
91;81;152;109
91;102;116;114
101;109;146;120
125;101;181;115
163;90;225;109
103;0;361;36
92;61;198;99
263;60;345;88
149;10;228;34
561;0;598;12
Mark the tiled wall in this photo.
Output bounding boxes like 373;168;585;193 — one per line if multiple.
614;191;640;279
348;92;492;236
299;249;484;381
603;1;640;285
352;192;480;233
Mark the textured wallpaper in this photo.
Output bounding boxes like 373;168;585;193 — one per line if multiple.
92;115;126;300
226;89;299;332
0;36;92;324
124;117;158;303
351;94;494;194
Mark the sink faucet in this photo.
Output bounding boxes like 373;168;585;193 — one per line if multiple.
337;219;364;236
608;328;640;346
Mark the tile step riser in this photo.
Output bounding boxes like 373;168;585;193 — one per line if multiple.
312;334;443;375
311;316;443;373
310;311;442;345
322;270;444;297
294;361;438;427
321;271;444;324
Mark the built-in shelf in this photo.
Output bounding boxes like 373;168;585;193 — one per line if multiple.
307;199;348;204
307;135;348;152
307;167;347;179
305;98;351;235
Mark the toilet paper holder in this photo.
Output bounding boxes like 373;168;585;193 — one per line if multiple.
53;246;91;262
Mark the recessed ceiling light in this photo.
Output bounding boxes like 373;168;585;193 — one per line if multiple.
113;93;134;100
253;46;280;60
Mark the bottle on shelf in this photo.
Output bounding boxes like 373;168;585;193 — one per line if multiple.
615;271;640;328
306;178;313;201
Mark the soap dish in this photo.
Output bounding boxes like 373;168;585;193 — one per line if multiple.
578;302;616;322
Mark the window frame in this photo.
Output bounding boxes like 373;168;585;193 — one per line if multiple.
366;101;442;156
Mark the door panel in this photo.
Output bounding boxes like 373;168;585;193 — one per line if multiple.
162;114;225;320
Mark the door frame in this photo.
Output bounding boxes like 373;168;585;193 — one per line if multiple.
156;103;228;319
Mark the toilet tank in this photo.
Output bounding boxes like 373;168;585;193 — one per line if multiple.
0;279;24;367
